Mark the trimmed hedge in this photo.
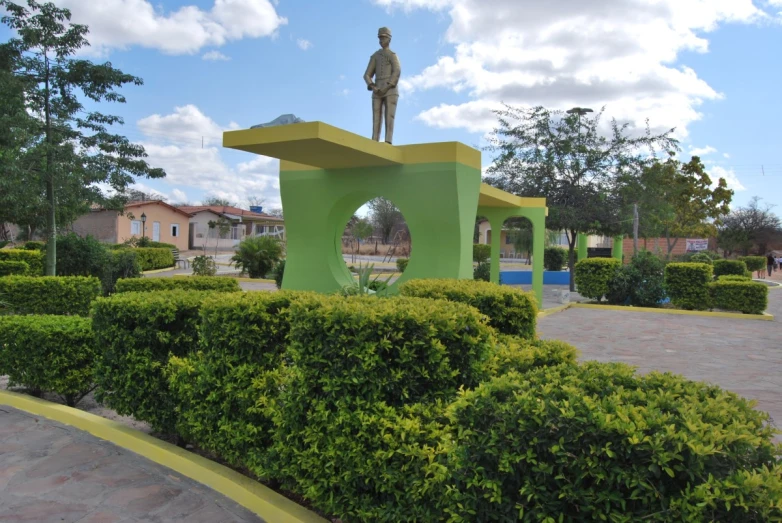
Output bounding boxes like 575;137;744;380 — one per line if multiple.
574;258;621;301
664;262;712;310
473;243;491;263
0;249;44;276
115;276;240;293
709;280;768;314
102;249;141;295
481;335;578;377
713;259;748;278
399;278;537;339
445;362;781;522
543;246;567;271
0;260;29;276
92;290;214;434
718;274;751;282
0;315;95;406
0;276;101;315
23;241;46;251
134;247;175;270
738;256;767;273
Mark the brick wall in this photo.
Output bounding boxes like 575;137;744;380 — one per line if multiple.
622;237;701;261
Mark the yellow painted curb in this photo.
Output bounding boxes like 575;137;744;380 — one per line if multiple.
570;302;774;321
0;390;327;523
142;266;178;275
538;303;573;318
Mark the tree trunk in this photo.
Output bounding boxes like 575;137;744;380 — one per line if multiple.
43;52;56;276
567;229;577;292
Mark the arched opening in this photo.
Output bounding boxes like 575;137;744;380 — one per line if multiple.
502;216;534;265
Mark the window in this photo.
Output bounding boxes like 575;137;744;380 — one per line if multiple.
255;224;266;235
230;225;241;240
171;223;179;237
131;220;141;235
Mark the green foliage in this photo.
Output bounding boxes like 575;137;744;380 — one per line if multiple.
543;246;567;271
472;243;491;263
114;276;239;293
22;240;45;250
0;249;43;275
0;315;94;406
574;258;621;301
718;274;751;282
473;260;490;281
713;259;748;279
664;262;713;310
368;280;388;292
272;259;285;289
709;281;768;315
191;255;216;276
606;250;666;307
690;252;714;264
0;260;28;276
231;236;283;278
101;249;140;295
481;335;578;377
131;237;176;250
92;290;212;434
0;275;100;315
134;247;174;270
395;257;409;272
341;262;392;296
55;233;108;277
399;278;538;339
738;256;767;272
444;362;780;522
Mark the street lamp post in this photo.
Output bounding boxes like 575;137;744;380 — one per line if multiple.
140;213;147;239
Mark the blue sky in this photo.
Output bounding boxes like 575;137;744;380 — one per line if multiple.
4;0;782;213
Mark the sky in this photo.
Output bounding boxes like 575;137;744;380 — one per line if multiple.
3;0;782;213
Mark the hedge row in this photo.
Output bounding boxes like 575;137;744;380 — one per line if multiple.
0;315;95;406
134;247;175;270
713;259;748;278
0;276;101;315
0;260;29;276
664;263;713;310
710;280;768;315
399;278;537;339
574;258;621;301
0;249;44;275
738;256;767;273
115;276;240;293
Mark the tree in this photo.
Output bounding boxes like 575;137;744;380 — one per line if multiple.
202;195;233;207
1;0;165;274
718;197;781;256
368;197;402;244
246;195;265;209
485;105;677;290
231;236;283;278
350;218;374;261
265;207;283;218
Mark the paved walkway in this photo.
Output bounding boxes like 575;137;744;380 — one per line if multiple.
0;407;263;523
538;288;782;431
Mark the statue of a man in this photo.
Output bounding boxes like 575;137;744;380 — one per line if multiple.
363;27;401;144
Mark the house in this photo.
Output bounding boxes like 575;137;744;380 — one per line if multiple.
178;205;285;250
70;200;191;250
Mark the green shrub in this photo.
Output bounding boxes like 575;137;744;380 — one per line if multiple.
114;276;239;293
92;290;213;434
134;247;175;270
22;241;45;251
0;315;94;406
444;362;781;522
690;252;714;264
543;246;567;271
738;256;767;273
101;249;141;295
718;274;751;282
473;260;490;281
0;249;44;275
395;257;408;272
481;335;578;376
231;236;283;278
117;237;175;250
709;281;768;314
55;233;108;278
400;278;538;339
0;276;101;315
606;250;666;307
272;259;285;288
368;279;388;292
473;243;491;263
713;259;748;278
677;251;721;263
664;262;713;310
574;258;621;301
191;255;217;276
0;261;29;276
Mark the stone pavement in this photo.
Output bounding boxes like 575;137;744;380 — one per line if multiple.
538;288;782;431
0;407;263;523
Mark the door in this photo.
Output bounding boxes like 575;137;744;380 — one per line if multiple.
188;223;195;250
152;221;160;242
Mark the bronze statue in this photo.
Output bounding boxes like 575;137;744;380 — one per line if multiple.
363;27;401;144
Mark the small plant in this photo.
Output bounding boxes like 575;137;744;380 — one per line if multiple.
341;262;393;296
543;246;567;271
396;257;409;272
231;236;283;278
473;244;491;264
191;255;217;276
273;259;286;289
473;261;490;281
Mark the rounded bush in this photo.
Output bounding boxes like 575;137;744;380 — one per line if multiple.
543;246;567;271
690;252;714;264
713;259;748;278
606;251;666;307
574;258;621;301
472;244;491;264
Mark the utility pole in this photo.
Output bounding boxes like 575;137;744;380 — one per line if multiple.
633;203;639;255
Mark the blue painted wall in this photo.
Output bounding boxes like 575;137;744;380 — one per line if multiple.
500;270;571;285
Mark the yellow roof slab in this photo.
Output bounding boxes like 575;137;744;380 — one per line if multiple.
223;122;403;169
479;183;547;209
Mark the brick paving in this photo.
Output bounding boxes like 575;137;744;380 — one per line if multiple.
538;287;782;430
0;407;263;523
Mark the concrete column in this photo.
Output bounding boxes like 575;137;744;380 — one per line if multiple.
577;233;588;262
530;209;545;308
490;217;503;284
612;236;624;261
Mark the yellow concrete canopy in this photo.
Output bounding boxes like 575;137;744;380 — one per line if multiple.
479;183;548;213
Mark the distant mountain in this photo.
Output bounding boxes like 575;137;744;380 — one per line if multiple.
251;114;304;128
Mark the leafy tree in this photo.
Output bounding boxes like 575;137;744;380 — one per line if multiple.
231;236;283;278
368;197;402;244
351;218;374;258
485;105;677;290
1;0;165;275
718;197;781;256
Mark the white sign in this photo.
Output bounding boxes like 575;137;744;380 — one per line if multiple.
686;239;709;252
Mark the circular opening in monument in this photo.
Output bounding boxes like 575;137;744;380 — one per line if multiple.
341;197;411;292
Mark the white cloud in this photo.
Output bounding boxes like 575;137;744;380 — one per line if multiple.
53;0;287;55
202;50;231;61
710;165;746;191
297;38;313;50
375;0;773;136
689;145;717;156
723;153;731;158
135;105;283;207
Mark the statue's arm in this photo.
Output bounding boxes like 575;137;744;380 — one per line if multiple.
389;53;401;88
363;55;376;90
